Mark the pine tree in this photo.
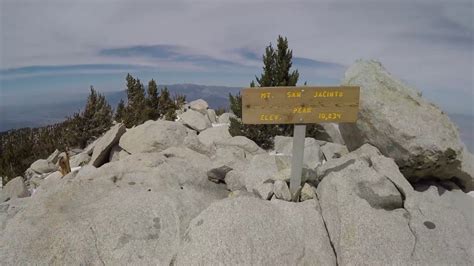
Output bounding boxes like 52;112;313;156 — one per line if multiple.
92;91;113;135
173;93;186;109
146;79;160;120
275;36;299;86
229;92;242;117
66;87;113;147
115;99;125;122
229;35;328;149
123;74;148;127
158;87;176;120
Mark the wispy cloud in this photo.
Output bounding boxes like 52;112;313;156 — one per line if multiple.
0;0;472;114
0;64;156;80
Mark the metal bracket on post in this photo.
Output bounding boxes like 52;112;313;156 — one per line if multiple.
289;124;306;197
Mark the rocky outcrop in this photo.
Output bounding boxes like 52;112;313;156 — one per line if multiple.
89;123;126;167
175;197;336;265
2;65;473;264
0;147;228;264
315;144;474;265
0;177;29;203
119;120;188;154
340;60;473;190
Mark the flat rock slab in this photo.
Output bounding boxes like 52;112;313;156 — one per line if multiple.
90;123;126;167
175;197;336;265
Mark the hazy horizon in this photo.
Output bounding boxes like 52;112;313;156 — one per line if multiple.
1;0;472;114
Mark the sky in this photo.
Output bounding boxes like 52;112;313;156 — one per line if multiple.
0;0;473;115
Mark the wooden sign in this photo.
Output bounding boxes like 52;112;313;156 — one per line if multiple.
242;86;360;124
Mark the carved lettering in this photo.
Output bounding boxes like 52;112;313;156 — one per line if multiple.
287;91;302;98
314;91;344;98
261;92;271;99
318;112;342;121
260;114;280;121
292;106;312;114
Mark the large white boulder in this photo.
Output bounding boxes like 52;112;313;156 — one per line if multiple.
30;159;57;175
217;112;237;124
188;99;209;114
180;109;212;132
197;125;232;146
0;177;29;203
175;197;336;265
340;60;472;190
119;120;188;154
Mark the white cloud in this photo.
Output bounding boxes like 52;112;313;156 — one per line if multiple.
1;0;472;105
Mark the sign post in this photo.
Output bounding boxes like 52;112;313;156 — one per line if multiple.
241;86;360;196
289;124;306;195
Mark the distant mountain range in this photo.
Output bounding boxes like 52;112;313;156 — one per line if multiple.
0;83;472;153
0;84;241;132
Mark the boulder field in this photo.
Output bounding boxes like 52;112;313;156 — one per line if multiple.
0;60;473;265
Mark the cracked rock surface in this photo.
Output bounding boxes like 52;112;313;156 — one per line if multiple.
175;197;336;265
0;147;228;265
316;145;474;265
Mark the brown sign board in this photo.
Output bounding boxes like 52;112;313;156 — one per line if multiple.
242;86;360;124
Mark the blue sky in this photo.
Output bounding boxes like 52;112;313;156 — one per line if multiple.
0;0;473;115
